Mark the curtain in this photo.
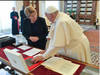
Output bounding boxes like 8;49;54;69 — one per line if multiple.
0;1;16;34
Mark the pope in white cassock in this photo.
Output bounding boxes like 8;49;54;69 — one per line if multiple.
32;6;91;64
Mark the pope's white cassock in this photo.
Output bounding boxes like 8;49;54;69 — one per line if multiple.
42;12;91;64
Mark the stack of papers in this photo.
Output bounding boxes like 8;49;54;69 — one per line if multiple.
42;57;80;75
11;49;19;52
18;45;31;50
23;48;42;56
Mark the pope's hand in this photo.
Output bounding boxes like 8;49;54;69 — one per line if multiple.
39;50;46;54
32;54;45;63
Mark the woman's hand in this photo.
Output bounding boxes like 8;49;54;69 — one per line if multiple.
32;54;45;63
29;36;39;42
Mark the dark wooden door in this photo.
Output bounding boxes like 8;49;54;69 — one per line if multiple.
77;0;97;25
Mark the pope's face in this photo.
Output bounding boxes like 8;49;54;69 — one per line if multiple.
29;12;37;23
46;13;56;23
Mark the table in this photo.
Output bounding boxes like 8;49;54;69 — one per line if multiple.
0;45;99;75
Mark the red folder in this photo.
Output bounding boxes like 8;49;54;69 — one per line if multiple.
24;56;43;71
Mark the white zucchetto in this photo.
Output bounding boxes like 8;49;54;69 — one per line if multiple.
45;6;58;14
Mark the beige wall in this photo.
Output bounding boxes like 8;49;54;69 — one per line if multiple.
16;1;23;14
39;1;45;17
16;1;23;21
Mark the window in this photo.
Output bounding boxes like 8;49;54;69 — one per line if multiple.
0;1;16;34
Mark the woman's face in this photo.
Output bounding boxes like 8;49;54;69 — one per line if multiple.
29;12;37;23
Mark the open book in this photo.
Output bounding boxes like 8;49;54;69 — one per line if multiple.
42;57;80;75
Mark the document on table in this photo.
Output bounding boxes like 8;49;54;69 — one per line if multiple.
18;45;31;50
42;57;80;75
23;48;42;56
11;48;19;52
